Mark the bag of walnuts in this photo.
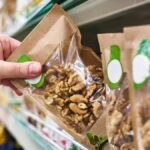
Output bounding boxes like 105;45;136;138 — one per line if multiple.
98;33;134;149
7;4;107;148
124;25;150;150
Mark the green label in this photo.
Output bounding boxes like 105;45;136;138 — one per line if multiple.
132;40;150;90
106;45;123;89
17;55;45;88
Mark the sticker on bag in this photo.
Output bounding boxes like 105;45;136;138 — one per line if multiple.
106;45;123;89
17;55;45;88
132;40;150;90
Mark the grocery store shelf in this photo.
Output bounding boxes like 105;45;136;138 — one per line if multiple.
60;0;87;10
0;106;63;150
26;122;62;150
5;0;87;38
0;108;42;150
68;0;150;26
8;0;150;41
22;109;88;150
5;0;55;37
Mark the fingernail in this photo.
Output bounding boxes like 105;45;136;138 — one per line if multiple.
29;63;41;75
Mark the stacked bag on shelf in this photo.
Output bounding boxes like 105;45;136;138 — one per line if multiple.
125;26;150;150
98;33;134;149
98;25;150;150
6;3;150;150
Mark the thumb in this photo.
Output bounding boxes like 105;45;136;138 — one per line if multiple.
0;60;42;79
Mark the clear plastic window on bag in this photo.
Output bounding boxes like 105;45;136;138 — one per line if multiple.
31;34;106;133
106;74;134;150
124;25;150;150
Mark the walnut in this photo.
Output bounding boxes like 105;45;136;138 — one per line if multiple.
69;103;87;115
44;97;54;105
105;75;134;149
109;110;123;135
92;102;103;118
56;105;62;110
71;82;85;92
78;103;87;109
76;114;83;121
112;132;122;144
110;110;123;130
64;98;69;103
108;98;133;149
139;95;150;124
48;75;57;83
121;120;131;135
120;143;134;150
68;72;79;86
55;84;61;94
61;108;69;117
56;98;65;106
45;68;55;76
53;65;64;75
116;97;128;112
142;120;150;150
44;92;51;98
87;65;97;72
43;64;104;133
87;115;95;127
70;94;88;103
45;84;55;93
86;84;97;98
83;113;90;118
74;114;83;123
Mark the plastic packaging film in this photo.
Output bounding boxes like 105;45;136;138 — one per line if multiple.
124;25;150;150
98;33;134;150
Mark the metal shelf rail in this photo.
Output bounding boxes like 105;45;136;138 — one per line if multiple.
68;0;150;27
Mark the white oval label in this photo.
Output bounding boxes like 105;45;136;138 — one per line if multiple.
107;59;122;83
133;55;149;84
25;75;42;85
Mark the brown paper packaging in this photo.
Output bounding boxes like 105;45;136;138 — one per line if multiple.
98;33;134;149
8;4;107;149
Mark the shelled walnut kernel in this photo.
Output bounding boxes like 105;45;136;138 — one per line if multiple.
43;64;105;133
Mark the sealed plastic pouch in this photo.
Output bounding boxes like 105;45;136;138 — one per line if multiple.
98;33;134;149
124;25;150;150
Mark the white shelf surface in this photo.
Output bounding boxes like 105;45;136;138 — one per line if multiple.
22;109;88;150
68;0;150;26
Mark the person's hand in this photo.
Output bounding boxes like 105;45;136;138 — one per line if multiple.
0;35;41;80
0;35;41;95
